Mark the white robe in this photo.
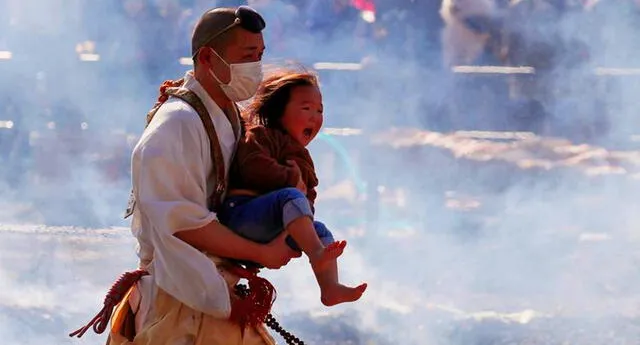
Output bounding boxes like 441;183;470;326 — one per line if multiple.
129;70;239;320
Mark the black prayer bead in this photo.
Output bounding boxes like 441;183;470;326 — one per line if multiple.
235;284;304;345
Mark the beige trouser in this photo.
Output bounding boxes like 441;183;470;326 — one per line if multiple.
106;261;276;345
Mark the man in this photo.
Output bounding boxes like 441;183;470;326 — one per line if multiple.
75;6;301;345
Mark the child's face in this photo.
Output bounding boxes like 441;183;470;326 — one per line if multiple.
281;85;323;147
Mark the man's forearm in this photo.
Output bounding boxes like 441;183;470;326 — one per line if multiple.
174;219;264;263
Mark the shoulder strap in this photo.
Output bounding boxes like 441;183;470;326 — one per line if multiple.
166;88;228;213
123;87;229;219
226;103;242;142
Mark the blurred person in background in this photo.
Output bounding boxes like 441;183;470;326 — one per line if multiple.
439;0;505;67
247;0;299;56
438;0;512;131
304;0;367;60
502;0;599;138
305;0;359;35
101;0;178;85
374;0;444;67
503;0;588;71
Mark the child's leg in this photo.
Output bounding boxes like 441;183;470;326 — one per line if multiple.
314;221;368;306
220;188;336;262
284;216;344;269
288;218;367;306
219;189;307;246
314;258;367;307
222;188;366;304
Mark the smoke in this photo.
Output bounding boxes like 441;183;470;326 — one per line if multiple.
2;0;640;344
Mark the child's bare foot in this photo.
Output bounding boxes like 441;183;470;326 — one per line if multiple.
321;283;367;306
310;240;347;270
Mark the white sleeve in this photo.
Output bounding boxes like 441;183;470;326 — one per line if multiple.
131;106;231;317
134;110;217;233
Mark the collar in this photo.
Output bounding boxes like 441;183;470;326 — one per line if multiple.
181;70;226;121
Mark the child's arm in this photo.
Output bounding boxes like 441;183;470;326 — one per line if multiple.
306;186;317;214
289;158;318;210
235;128;302;191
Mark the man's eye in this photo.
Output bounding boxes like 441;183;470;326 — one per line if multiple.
302;107;310;110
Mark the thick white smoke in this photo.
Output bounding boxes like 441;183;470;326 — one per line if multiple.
1;1;640;344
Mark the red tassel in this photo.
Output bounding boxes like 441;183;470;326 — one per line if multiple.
155;78;185;106
70;264;274;338
146;78;186;125
226;265;276;332
69;269;149;338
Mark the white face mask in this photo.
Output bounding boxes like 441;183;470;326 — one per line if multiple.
208;49;263;102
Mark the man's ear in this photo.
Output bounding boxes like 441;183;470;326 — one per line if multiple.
196;48;211;66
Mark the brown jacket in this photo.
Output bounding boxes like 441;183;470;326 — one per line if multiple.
229;126;319;208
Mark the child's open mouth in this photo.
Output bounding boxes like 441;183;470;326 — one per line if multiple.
303;128;313;139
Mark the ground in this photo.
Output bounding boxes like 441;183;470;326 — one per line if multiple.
2;128;640;345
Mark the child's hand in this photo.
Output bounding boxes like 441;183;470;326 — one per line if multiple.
286;160;307;195
286;159;301;173
296;177;307;195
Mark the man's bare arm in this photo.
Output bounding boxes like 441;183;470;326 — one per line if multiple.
174;219;299;269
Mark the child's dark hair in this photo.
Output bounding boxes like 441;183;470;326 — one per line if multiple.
243;71;319;129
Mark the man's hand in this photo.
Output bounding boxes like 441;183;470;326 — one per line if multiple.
257;231;302;269
286;160;307;195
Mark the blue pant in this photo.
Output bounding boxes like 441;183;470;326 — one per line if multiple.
218;187;335;253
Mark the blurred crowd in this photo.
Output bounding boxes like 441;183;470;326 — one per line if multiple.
439;0;640;137
1;0;640;221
